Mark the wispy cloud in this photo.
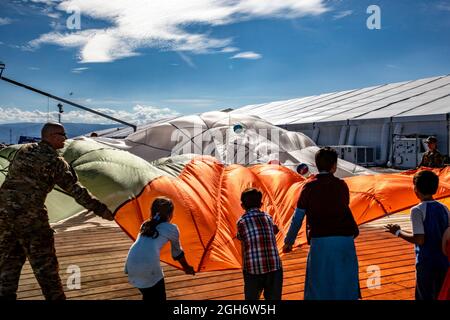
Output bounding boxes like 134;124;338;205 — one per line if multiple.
221;47;239;53
230;51;262;60
28;67;41;71
28;0;329;63
177;52;196;68
71;67;89;73
0;104;180;125
333;10;353;20
386;64;400;69
0;17;13;26
436;2;450;12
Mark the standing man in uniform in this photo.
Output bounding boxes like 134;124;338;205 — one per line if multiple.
419;136;444;168
0;122;114;300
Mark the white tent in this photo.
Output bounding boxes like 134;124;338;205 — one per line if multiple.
232;75;450;167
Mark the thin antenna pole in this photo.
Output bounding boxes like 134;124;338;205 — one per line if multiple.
47;97;50;122
1;76;137;132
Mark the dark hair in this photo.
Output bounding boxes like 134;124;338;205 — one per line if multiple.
315;147;338;172
41;122;64;139
413;170;439;195
241;188;263;210
140;197;174;238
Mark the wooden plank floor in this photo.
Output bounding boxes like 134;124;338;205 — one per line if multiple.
17;213;416;300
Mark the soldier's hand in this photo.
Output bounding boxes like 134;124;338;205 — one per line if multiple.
96;207;115;221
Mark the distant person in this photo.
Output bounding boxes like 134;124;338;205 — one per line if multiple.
237;188;283;300
124;197;195;301
0;122;114;301
419;136;444;168
89;132;98;138
439;227;450;300
283;147;360;300
385;170;449;300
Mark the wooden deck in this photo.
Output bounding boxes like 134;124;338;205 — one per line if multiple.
17;213;416;300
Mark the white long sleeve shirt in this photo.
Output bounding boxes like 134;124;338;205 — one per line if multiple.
124;222;183;288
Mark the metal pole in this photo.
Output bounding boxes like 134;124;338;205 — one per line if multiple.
0;76;137;132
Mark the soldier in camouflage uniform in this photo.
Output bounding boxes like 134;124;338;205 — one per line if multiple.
0;122;114;300
418;136;444;168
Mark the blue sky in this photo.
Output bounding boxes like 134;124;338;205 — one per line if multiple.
0;0;450;124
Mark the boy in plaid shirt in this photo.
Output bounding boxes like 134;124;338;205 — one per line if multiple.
237;188;282;300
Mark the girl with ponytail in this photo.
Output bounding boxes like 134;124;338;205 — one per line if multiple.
125;197;195;301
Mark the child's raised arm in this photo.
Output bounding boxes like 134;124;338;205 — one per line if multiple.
384;223;425;246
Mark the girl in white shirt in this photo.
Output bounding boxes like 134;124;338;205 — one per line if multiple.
125;197;195;301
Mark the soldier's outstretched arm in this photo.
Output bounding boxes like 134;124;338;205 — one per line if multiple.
54;158;114;221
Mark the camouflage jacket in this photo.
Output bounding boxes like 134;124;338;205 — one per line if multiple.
0;141;111;219
419;150;444;168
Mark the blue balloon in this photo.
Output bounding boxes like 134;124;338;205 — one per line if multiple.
296;163;309;175
233;123;244;134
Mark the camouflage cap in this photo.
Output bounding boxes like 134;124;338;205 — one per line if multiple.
425;136;437;144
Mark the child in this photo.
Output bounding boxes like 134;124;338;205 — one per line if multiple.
283;147;360;300
236;188;283;300
385;170;450;300
439;227;450;300
124;197;195;301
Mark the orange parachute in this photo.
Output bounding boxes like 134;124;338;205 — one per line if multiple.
3;139;450;272
114;156;450;272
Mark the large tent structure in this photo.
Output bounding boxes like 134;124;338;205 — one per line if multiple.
232;75;450;168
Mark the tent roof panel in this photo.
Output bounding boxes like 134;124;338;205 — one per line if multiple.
233;75;450;124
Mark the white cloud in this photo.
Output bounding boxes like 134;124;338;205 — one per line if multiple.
28;0;329;63
71;67;89;73
221;47;239;53
47;12;62;19
333;10;353;20
28;67;41;71
0;17;13;26
230;51;262;60
0;105;180;125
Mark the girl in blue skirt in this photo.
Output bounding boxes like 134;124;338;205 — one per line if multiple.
283;147;360;300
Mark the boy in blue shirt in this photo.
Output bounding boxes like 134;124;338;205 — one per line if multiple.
386;170;450;300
